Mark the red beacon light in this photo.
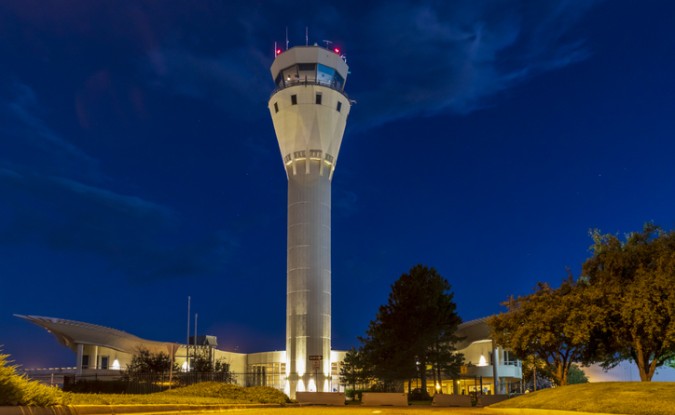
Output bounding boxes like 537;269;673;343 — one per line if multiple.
333;47;340;54
275;49;282;56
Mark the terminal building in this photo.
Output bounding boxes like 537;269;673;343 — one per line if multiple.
17;314;522;395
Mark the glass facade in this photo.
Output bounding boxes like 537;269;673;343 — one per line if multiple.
275;63;345;91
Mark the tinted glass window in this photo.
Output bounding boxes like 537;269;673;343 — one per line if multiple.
317;64;336;86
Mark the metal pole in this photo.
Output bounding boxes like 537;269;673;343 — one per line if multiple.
187;296;191;371
194;312;198;366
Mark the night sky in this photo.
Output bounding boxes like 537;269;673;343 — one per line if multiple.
2;1;674;369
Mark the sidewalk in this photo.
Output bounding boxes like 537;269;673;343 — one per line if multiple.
0;404;279;415
0;406;627;415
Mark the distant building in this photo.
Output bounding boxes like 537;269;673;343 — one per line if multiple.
17;314;521;394
15;314;344;390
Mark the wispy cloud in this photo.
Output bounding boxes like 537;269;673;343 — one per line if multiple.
2;1;600;131
142;47;270;116
0;80;238;281
343;0;600;127
0;81;100;176
0;0;600;281
0;169;238;281
139;1;600;128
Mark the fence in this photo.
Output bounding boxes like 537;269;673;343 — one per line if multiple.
60;371;239;394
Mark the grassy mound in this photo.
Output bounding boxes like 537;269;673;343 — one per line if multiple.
70;382;288;405
162;382;289;404
0;351;69;406
491;382;675;415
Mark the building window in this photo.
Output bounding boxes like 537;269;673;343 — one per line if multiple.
291;95;297;105
274;102;279;113
336;101;342;112
82;355;89;369
315;93;322;105
100;356;109;370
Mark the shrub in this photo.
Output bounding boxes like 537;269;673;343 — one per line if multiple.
409;387;431;401
244;386;289;404
0;351;69;406
63;379;131;394
346;389;364;401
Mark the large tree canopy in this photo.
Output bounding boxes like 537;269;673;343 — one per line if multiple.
582;224;675;381
489;278;598;386
360;264;463;393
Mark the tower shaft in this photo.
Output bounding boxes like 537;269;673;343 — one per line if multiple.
286;159;331;392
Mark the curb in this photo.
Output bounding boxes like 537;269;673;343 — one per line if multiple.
485;407;629;415
0;404;281;415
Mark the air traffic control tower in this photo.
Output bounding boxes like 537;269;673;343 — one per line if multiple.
268;45;351;397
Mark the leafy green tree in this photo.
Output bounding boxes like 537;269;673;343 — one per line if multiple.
360;264;463;393
520;355;553;391
339;347;370;392
214;359;236;383
191;349;214;373
428;341;464;393
181;349;236;384
567;364;589;384
582;224;675;381
125;348;177;382
489;277;598;386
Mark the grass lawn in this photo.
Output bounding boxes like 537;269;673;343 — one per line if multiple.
176;409;489;415
68;382;287;405
491;382;675;415
67;382;675;415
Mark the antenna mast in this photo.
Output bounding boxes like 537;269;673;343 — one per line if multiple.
285;27;289;50
305;27;309;46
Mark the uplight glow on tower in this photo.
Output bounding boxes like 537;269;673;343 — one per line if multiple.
268;45;351;397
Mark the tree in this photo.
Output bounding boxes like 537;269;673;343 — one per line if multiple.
182;348;236;384
582;224;675;381
213;358;236;383
567;364;589;384
360;264;463;393
191;348;214;373
427;341;464;394
489;277;598;386
520;355;553;391
339;347;370;393
125;348;177;382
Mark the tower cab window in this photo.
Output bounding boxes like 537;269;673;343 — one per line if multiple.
278;63;344;90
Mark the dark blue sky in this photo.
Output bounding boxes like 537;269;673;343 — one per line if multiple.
2;0;674;368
